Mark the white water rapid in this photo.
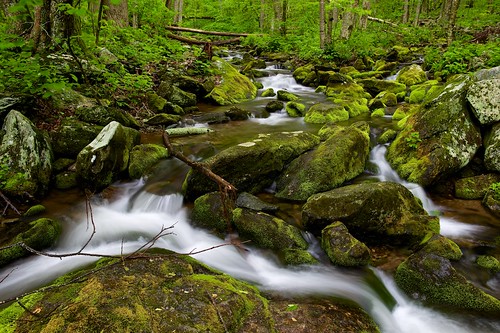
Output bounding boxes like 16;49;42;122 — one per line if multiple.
370;145;487;238
1;178;498;332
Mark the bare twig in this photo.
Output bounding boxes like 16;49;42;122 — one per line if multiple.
207;291;229;333
0;190;21;216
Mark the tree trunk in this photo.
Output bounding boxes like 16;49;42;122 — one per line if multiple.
174;0;183;24
447;0;460;45
359;0;370;29
280;0;287;36
340;0;359;40
326;6;337;46
319;0;325;49
414;0;422;27
260;0;266;31
403;0;410;23
106;0;129;28
165;0;173;9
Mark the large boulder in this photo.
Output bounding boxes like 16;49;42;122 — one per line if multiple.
395;251;500;314
357;78;406;97
206;57;258;105
0;110;53;198
275;122;370;201
386;76;482;187
183;131;320;201
466;79;500;125
325;76;370;118
302;182;439;246
484;123;500;172
157;82;197;108
321;222;371;267
1;253;379;333
76;121;140;191
50;119;103;158
0;218;61;267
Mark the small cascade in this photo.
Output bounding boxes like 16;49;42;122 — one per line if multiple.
1;181;498;332
259;73;316;94
370;145;486;237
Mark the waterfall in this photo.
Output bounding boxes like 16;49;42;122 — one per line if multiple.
369;145;486;238
1;179;497;332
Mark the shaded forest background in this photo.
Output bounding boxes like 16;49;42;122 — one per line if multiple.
0;0;499;107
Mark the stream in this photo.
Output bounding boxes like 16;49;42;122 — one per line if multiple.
1;63;499;332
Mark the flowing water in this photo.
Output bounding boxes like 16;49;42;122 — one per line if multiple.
1;64;499;332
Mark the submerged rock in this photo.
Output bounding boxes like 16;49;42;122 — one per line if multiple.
321;222;371;267
302;182;439;246
183;131;320;201
395;252;500;314
128;144;169;179
76;121;140;191
387;76;482;187
276;122;370;201
0;110;53;198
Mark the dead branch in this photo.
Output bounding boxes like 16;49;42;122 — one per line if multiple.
162;132;237;195
166;25;254;37
0;190;21;216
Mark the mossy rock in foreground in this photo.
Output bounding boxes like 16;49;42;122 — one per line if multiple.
395;252;500;314
1;253;380;333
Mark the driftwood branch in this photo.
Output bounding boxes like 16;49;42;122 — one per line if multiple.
367;16;398;27
166;25;254;37
0;190;20;216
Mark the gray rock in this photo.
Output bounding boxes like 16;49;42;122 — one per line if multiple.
466;79;500;125
484;123;500;172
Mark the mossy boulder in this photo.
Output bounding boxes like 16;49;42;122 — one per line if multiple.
205;57;258;105
55;171;78;190
50;119;104;158
482;184;500;217
304;103;349;124
76;121;140;191
321;222;371;267
454;174;500;199
302;182;439;246
378;129;398;144
183;131;320;201
371;108;385;117
285;102;306;117
49;86;96;112
0;110;53;198
392;104;419;121
23;204;46;217
484;123;500;172
0;218;61;267
144;113;181;126
191;192;229;238
232;208;315;265
476;255;500;273
225;106;251;121
277;90;300;102
265;100;284;113
396;64;427;86
146;92;167;113
357;78;406;97
293;64;315;84
75;106;140;129
395;252;500;314
128;144;169;179
261;88;276;97
408;80;442;104
466;79;500;125
386;76;482;187
1;254;277;333
324;79;370;118
419;234;462;260
275;122;370;201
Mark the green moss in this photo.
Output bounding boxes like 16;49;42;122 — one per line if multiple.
371;108;385;118
192;192;229;237
409;88;426;104
285;102;306;117
277;90;300;102
0;293;43;333
378;129;397;144
261;88;276;97
128;144;169;179
23;204;46;217
420;235;462;260
279;248;319;266
304;103;349;124
476;255;500;273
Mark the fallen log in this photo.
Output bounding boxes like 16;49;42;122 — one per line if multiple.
367;16;398;27
166;25;254;37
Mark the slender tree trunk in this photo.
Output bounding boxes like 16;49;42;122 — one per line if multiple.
488;0;494;13
173;0;183;24
106;0;129;27
359;0;370;29
280;0;287;36
447;0;460;45
340;0;358;40
95;0;104;44
403;0;410;23
166;0;173;9
414;0;422;26
259;0;266;31
326;5;336;46
319;0;325;49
